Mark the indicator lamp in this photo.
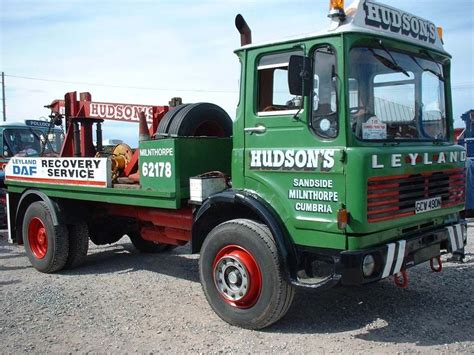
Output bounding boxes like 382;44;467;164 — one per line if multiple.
337;207;349;229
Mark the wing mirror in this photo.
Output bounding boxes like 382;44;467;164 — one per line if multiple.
288;55;312;96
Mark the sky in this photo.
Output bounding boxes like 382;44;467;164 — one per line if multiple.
0;0;473;145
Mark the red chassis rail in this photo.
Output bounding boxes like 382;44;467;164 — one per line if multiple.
106;205;193;246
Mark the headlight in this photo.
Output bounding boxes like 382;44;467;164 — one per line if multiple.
362;254;376;277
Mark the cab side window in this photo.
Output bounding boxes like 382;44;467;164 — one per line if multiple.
311;46;338;139
257;51;302;114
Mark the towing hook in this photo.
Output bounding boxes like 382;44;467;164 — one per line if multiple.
394;270;408;288
429;256;442;272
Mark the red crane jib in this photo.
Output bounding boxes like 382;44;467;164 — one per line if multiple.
49;91;169;162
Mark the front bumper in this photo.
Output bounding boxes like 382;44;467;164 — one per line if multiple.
338;222;467;285
292;222;467;289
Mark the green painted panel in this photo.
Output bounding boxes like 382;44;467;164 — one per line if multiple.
139;138;232;207
345;145;465;234
7;180;178;208
292;228;346;250
140;139;178;197
346;215;449;250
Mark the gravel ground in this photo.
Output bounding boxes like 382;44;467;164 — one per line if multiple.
1;222;473;353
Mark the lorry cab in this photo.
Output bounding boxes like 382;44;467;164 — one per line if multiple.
234;0;465;284
0;120;64;171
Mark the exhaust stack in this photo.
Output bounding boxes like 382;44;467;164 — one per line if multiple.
235;14;252;46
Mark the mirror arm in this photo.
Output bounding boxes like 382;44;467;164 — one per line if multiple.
292;43;308;121
299;43;307;97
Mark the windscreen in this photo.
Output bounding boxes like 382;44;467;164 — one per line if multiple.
3;128;64;157
349;46;447;141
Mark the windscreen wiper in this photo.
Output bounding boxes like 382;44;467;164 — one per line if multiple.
421;50;445;81
370;40;410;77
410;56;445;81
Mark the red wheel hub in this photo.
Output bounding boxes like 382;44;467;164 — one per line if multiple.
212;245;262;308
28;217;48;259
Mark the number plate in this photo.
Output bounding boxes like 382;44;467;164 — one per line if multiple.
415;196;441;214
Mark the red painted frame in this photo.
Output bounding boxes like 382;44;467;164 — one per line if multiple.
49;91;169;161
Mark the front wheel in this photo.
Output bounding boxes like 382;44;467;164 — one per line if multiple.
22;201;69;273
199;219;294;329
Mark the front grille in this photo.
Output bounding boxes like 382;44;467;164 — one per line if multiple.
367;168;465;223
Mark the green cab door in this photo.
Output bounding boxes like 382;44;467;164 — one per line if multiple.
241;44;346;250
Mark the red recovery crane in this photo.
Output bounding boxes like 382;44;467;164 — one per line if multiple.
46;91;180;179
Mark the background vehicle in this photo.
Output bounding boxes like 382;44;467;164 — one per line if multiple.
458;110;474;158
458;110;474;215
0;120;64;172
0;120;64;226
4;0;467;329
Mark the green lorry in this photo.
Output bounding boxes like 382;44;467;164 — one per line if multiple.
5;0;467;329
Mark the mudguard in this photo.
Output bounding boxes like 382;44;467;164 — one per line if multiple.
12;189;62;244
193;189;298;281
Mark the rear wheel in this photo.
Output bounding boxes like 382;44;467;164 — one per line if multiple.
199;219;294;329
129;232;176;253
22;201;69;273
65;222;89;269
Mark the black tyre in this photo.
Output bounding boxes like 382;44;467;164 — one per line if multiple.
89;232;122;245
65;222;89;269
129;232;176;253
199;219;294;329
156;104;190;137
22;201;69;273
89;221;123;245
0;189;7;227
168;102;232;137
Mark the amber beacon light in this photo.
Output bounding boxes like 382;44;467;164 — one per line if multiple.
437;26;444;44
328;0;345;19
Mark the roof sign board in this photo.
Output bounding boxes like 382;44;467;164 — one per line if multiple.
25;120;55;129
237;0;446;53
89;102;155;123
363;1;437;44
338;0;444;51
